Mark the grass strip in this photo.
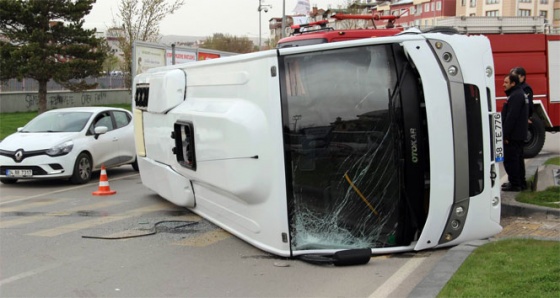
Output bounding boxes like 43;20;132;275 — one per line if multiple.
0;111;37;140
517;186;560;209
439;239;560;298
544;156;560;166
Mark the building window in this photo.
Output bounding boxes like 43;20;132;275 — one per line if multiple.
554;9;560;21
462;0;466;6
518;9;531;16
540;0;548;3
486;0;499;4
486;10;499;16
425;3;430;12
416;4;422;14
436;1;442;10
519;0;531;3
470;0;476;7
539;10;547;18
410;6;416;14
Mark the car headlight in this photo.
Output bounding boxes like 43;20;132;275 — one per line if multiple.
46;140;74;156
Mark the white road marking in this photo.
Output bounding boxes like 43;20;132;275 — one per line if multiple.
27;204;167;237
0;200;122;229
368;256;428;298
0;173;139;206
173;229;231;247
0;256;82;287
1;198;73;212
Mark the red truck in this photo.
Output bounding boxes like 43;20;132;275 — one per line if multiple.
278;15;559;158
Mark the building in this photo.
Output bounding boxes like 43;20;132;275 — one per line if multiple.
271;0;559;35
105;27;125;60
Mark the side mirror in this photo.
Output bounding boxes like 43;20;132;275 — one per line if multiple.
94;126;108;139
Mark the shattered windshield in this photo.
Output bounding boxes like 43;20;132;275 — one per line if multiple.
281;44;407;251
22;112;92;133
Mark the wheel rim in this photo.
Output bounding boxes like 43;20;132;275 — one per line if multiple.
78;157;91;180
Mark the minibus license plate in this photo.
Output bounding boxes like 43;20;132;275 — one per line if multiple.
493;113;504;162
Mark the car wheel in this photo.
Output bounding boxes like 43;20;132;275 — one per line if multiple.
131;157;139;172
0;178;18;184
70;152;93;184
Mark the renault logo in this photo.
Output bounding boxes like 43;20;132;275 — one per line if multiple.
14;149;24;162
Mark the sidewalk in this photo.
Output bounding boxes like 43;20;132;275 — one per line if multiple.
409;155;560;298
498;190;560;239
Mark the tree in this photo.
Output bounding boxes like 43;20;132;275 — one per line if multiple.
0;0;107;114
114;0;184;88
203;34;255;53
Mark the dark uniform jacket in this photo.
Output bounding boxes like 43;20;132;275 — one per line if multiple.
519;81;534;118
502;85;528;142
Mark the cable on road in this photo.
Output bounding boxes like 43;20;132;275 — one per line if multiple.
81;220;199;240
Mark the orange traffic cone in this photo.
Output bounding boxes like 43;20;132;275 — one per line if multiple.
92;165;116;196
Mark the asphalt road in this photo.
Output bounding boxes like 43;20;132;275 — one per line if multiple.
0;167;447;297
1;132;556;297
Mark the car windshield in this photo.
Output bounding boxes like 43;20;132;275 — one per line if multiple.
21;111;92;133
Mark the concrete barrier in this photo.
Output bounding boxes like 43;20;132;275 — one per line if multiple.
0;89;131;113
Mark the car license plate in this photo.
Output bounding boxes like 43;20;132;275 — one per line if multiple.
493;113;504;162
6;169;33;177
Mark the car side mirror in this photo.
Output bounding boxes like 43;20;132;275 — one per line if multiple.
94;126;108;139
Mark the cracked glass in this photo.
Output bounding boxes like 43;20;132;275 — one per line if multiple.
282;44;409;251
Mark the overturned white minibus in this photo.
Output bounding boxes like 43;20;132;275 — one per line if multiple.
132;30;503;258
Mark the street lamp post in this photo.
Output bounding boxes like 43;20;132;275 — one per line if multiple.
258;0;271;50
282;0;286;38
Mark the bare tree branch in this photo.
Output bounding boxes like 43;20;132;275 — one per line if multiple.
113;0;185;88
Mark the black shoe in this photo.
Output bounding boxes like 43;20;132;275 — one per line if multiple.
502;185;522;192
501;182;511;188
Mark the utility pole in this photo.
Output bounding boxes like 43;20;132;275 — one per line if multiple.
282;0;286;38
258;0;271;50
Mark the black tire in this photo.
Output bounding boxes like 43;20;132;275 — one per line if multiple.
0;178;18;184
131;157;139;172
70;152;93;184
524;116;546;158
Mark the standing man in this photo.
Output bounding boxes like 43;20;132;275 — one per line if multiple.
510;66;534;120
501;73;529;192
510;66;533;190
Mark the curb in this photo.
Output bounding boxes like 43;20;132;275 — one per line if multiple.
500;181;560;220
407;240;488;298
501;200;560;219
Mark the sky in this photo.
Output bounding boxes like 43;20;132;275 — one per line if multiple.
83;0;350;38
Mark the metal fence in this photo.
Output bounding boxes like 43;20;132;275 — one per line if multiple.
0;75;127;92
